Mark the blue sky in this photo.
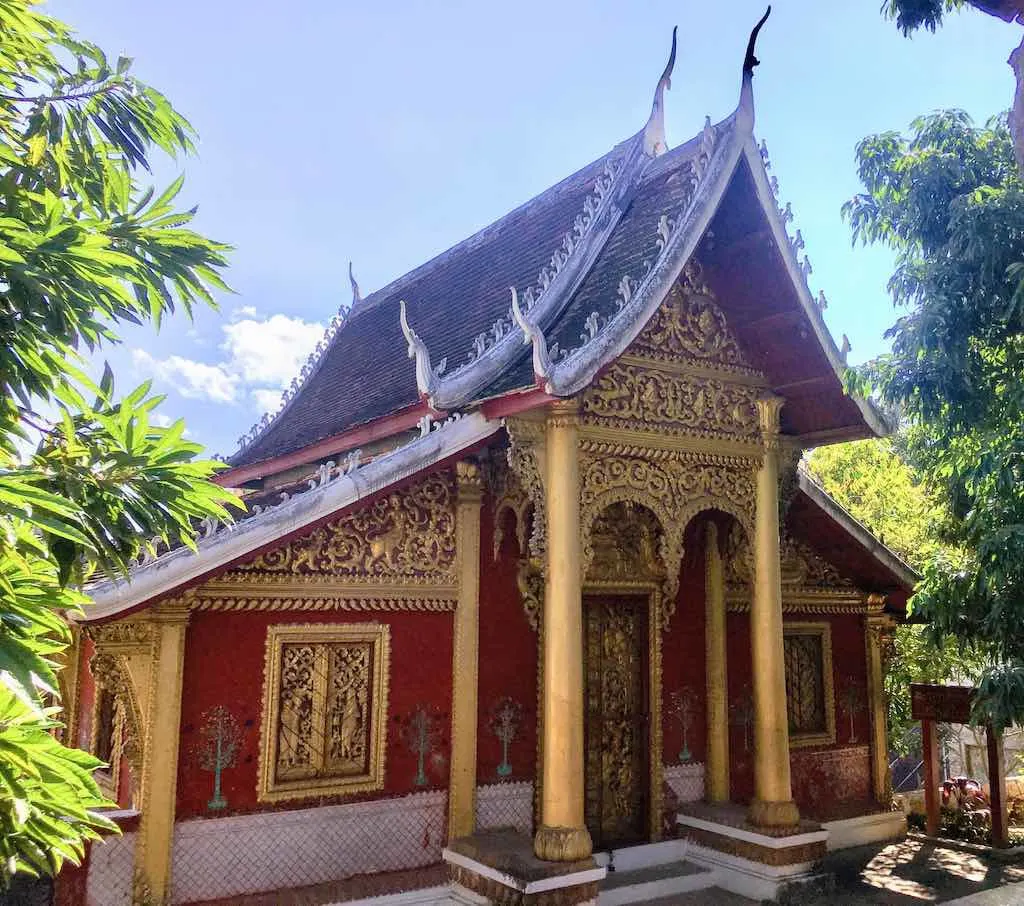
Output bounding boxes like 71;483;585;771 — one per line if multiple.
48;0;1014;457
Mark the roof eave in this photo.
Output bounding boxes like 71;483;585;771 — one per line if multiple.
81;412;501;623
797;469;919;593
740;139;890;440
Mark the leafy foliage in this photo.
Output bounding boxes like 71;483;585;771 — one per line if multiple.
844;110;1024;731
882;0;965;34
0;0;238;884
807;439;986;750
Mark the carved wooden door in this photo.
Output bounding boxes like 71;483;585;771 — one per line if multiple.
583;595;649;849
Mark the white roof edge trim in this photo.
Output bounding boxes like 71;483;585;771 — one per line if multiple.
80;412;501;623
546;117;745;397
797;469;919;592
740;140;890;439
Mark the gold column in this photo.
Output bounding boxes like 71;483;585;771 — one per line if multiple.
747;396;800;829
534;400;592;862
134;601;189;904
865;607;894;805
704;522;730;803
449;461;483;839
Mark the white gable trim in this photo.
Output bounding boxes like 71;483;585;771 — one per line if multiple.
81;413;500;623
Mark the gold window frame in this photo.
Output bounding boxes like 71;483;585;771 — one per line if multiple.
90;686;124;800
258;623;390;803
783;621;836;749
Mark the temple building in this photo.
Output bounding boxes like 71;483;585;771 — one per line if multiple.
60;15;914;906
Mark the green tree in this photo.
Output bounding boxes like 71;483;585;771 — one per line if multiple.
0;0;237;884
807;439;986;749
844;109;1024;731
882;1;1024;173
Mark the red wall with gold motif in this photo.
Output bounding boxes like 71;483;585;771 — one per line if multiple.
476;501;537;785
175;608;454;819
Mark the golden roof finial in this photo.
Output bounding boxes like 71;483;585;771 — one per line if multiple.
642;26;677;158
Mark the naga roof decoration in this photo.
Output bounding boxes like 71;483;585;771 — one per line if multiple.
226;7;882;475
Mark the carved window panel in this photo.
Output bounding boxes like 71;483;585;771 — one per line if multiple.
259;624;390;802
783;622;835;748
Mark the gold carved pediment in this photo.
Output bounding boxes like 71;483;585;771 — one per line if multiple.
235;473;456;583
627;263;757;374
581;361;761;443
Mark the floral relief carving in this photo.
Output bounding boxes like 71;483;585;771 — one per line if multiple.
582;361;761;442
238;473;456;583
627;268;754;373
578;451;756;614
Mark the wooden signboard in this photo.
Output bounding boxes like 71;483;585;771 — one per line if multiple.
909;683;974;724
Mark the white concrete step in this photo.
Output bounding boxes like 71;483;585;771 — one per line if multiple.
598;860;719;906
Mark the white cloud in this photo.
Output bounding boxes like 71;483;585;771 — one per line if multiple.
132;350;239;403
221;314;323;388
151;413;173;428
251;387;283;414
132;312;324;413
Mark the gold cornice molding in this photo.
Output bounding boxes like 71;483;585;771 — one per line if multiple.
190;584;457;613
205;575;458;596
726;589;876;614
618;353;766;386
578;425;764;461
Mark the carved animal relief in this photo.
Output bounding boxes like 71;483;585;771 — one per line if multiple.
259;623;390;802
238;473;456;584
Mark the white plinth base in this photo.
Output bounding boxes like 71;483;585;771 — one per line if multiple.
822;811;907;851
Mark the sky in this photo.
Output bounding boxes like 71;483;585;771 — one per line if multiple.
46;0;1014;457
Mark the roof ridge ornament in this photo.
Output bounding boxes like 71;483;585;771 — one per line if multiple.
642;26;677;158
738;6;771;134
399;299;441;399
349;261;362;307
510;286;553;382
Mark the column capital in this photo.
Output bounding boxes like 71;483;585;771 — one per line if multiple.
546;398;580;429
456;460;484;501
756;394;785;448
150;595;192;625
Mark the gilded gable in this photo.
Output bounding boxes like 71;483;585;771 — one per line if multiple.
581;262;763;443
627;262;756;373
235;472;456;584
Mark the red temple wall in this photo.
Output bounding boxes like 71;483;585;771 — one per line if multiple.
476;501;537;784
662;519;709;769
725;609;873;813
175;607;454;820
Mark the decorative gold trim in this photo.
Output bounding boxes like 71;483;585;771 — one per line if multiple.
783;621;836;749
191;590;457;613
726;591;875;614
578;425;764;461
618;354;767;386
257;622;391;803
